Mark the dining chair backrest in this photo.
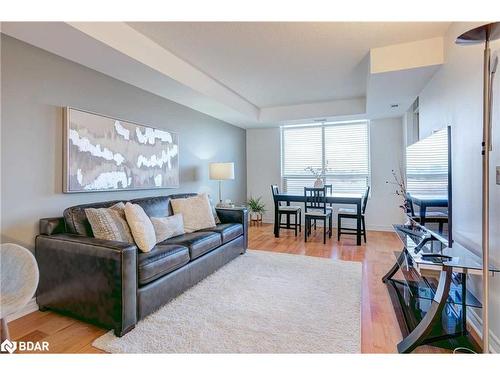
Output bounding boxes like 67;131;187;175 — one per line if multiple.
271;184;283;206
324;184;333;195
304;187;327;214
362;186;371;214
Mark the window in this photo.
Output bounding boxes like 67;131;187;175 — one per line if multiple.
406;128;448;196
281;121;370;195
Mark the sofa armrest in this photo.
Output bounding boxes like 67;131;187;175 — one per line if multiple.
216;207;248;250
39;217;66;235
35;234;137;336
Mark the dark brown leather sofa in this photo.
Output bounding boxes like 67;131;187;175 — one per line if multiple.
35;193;248;336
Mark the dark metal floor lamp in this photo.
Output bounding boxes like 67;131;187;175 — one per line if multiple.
456;22;500;354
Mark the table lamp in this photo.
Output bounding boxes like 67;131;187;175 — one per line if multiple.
209;162;235;206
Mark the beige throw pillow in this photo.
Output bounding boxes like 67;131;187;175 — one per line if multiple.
124;202;156;252
85;202;134;243
150;214;185;243
171;193;216;233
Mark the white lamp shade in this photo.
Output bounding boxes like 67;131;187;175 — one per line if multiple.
209;162;235;180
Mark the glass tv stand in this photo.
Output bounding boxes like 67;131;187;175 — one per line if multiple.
383;224;499;353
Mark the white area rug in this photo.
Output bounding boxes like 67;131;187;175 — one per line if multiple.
93;250;362;353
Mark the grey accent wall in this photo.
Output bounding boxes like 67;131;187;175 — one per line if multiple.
1;35;246;249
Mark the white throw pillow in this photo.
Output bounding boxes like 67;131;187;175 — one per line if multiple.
170;193;216;233
151;214;185;243
124;202;156;252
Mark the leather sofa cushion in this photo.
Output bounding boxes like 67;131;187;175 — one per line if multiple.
138;244;190;286
198;223;243;244
162;232;222;260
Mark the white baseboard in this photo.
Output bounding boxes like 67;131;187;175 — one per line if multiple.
467;308;500;353
6;297;39;323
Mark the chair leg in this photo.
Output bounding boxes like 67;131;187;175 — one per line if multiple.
329;215;332;238
294;213;298;237
314;219;317;230
299;210;302;232
304;218;308;242
323;219;327;244
337;216;341;241
439;222;444;233
362;216;367;243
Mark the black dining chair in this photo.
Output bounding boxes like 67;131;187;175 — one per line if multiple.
337;186;370;243
304;187;333;244
324;184;333;207
271;185;302;237
406;193;448;233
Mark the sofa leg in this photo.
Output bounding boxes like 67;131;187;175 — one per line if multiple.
115;324;135;337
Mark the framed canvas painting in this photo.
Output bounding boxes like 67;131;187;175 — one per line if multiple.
63;107;179;192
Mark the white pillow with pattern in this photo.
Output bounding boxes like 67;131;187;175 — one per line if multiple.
170;193;216;233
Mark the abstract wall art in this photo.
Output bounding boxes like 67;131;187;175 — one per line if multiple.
63;107;179;192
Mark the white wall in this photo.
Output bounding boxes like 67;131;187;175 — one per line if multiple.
246;127;281;222
246;118;405;230
418;22;500;351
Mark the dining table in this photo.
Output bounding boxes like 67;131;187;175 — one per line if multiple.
409;194;448;226
273;191;365;245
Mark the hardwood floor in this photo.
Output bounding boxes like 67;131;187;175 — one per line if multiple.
6;224;445;353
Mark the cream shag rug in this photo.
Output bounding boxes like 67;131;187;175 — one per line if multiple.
93;250;362;353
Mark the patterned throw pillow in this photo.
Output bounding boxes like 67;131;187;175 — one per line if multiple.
85;202;134;243
170;193;216;233
150;214;185;243
124;202;157;253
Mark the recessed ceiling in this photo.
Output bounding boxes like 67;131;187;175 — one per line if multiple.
129;22;450;108
2;21;455;128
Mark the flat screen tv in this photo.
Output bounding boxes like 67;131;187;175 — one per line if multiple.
405;126;452;244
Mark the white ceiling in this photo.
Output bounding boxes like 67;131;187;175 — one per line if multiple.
2;22;452;128
129;22;450;108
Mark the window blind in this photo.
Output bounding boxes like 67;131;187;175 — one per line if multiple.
406;128;448;196
281;121;370;195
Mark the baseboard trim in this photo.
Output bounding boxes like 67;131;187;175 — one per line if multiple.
6;297;39;323
467;308;500;353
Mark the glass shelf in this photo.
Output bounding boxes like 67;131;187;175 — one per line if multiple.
393;224;500;274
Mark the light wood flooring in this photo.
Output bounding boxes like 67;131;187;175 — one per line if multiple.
4;224;451;353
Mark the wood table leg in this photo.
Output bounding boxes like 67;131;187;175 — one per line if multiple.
274;202;279;238
356;201;362;246
396;266;453;353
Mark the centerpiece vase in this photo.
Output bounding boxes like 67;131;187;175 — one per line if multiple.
313;178;324;188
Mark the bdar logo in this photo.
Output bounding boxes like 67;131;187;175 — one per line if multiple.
1;339;17;354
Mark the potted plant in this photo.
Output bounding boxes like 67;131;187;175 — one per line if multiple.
247;196;266;224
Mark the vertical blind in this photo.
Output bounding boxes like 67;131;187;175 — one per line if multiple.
406;128;448;196
281;121;370;195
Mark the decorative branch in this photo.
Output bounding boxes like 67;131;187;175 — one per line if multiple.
386;167;411;216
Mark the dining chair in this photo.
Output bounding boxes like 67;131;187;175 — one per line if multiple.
337;186;370;242
304;187;333;244
406;193;448;233
271;185;302;236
